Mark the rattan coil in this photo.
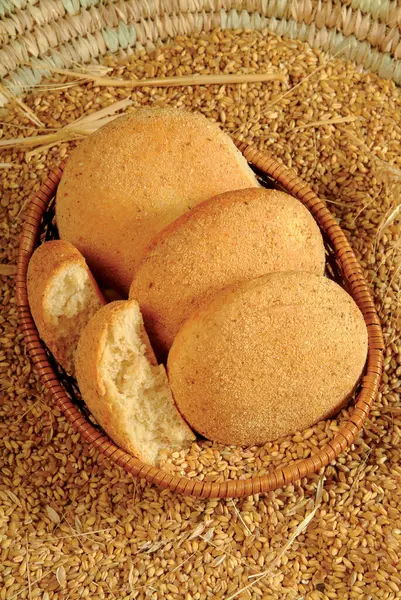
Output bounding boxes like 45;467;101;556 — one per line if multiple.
2;0;401;104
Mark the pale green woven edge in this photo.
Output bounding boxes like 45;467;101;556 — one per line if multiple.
1;0;401;105
1;0;401;25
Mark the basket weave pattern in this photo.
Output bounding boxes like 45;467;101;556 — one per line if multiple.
16;143;384;498
2;0;401;103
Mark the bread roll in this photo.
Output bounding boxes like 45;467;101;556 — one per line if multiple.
130;188;325;357
75;300;195;465
167;272;368;446
56;108;259;293
27;240;106;375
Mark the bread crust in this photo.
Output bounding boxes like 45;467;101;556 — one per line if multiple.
130;188;326;357
167;272;368;447
56;108;259;293
27;240;105;374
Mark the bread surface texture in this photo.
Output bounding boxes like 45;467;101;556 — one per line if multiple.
27;240;106;375
56;108;259;293
75;300;195;465
130;187;326;357
167;272;368;446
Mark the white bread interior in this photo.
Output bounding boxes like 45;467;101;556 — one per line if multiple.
47;264;103;333
75;300;195;465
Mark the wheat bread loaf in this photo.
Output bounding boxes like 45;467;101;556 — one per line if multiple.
167;272;368;446
56;108;259;293
130;188;326;357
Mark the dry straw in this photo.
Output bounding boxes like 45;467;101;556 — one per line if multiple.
228;477;325;600
36;66;286;88
0;98;133;152
0;52;360;154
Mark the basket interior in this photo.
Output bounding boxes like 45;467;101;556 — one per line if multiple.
30;162;366;487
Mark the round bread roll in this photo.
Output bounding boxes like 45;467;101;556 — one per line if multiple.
130;188;325;357
56;108;259;293
167;272;368;446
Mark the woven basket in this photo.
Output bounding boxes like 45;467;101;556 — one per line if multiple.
2;0;401;103
9;0;390;497
16;141;384;498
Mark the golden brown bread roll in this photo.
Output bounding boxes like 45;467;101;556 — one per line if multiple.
27;240;106;375
130;188;325;357
75;300;195;466
167;272;368;446
56;108;259;293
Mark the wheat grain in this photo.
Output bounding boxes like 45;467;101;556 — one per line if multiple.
1;28;400;600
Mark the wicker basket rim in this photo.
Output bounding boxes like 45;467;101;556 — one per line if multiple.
16;141;384;499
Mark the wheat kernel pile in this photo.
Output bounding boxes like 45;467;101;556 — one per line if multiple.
1;29;401;600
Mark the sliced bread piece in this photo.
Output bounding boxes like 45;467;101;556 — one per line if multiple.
27;240;106;375
74;300;195;466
